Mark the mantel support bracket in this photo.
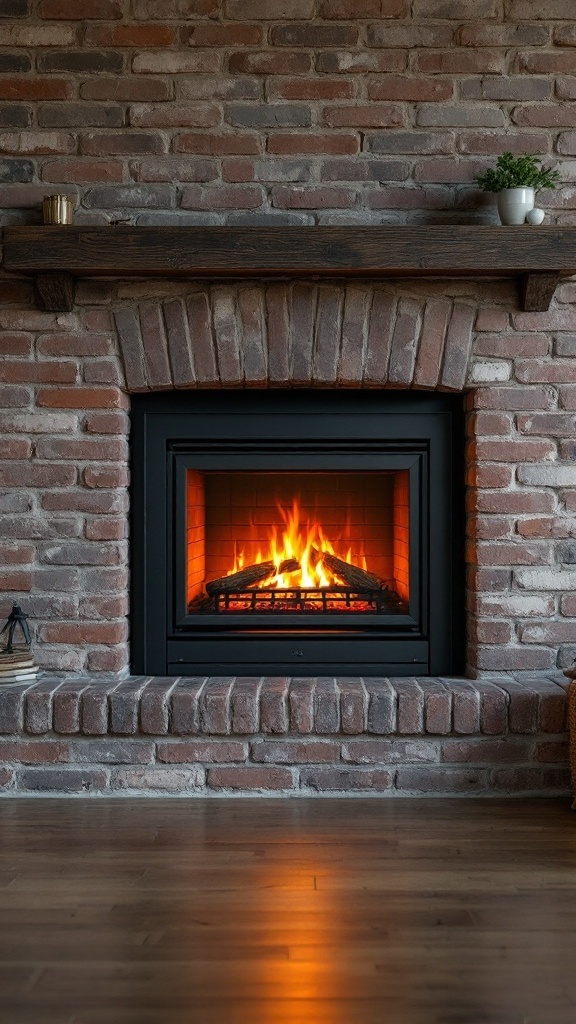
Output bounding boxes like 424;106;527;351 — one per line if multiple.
520;272;560;313
34;272;76;313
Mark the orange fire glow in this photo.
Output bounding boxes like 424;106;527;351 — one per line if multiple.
228;497;367;589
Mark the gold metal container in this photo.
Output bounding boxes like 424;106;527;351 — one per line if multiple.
42;194;75;225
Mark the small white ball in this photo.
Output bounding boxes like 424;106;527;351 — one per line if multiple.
526;208;545;225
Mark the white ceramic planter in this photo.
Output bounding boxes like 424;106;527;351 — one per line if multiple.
496;187;535;225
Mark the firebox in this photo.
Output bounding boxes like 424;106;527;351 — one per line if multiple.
131;391;464;676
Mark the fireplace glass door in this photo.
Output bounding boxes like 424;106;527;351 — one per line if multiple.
131;391;464;676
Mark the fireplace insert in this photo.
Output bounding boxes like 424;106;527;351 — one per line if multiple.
131;390;464;676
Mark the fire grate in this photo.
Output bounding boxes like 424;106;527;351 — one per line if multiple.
190;586;407;614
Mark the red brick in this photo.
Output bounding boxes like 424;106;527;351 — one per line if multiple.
81;78;172;102
251;739;340;763
423;680;452;734
301;767;393;791
82;465;129;488
459;132;546;155
316;50;407;74
229;51;311;75
459;24;548;46
518;518;574;538
467;464;512;489
369;78;453;102
517;52;576;76
130;104;220;129
268;132;359;155
20;768;108;792
133;0;218;15
207;766;294;790
342;739;436;764
474;439;556;462
471;386;556;411
0;386;31;410
367;186;451;210
474;333;549;358
475;309;509;332
289;678;315;733
221;157;254;183
517;413;576;436
159;739;246;763
0;131;73;155
87;648;127;672
0;79;72;101
175;132;260;155
84;410;129;434
513;105;576;128
226;0;314;16
0;438;31;459
397;766;489;793
323;104;403;128
40;0;122;15
41;159;123;183
81;132;165;155
337;677;367;734
0;463;75;487
0;543;34;564
469;411;508;436
169;679;206;736
85;24;176;47
272;185;355;209
269;78;354;101
37;388;129;409
0;740;62;764
272;24;358;46
181;183;263;209
0;569;32;590
441;738;529;763
190;25;263;46
41;491;127;514
471;491;555;515
79;594;127;618
0;333;31;358
37;333;114;357
85;519;126;541
468;516;512;540
537;740;570;764
516;360;576;384
230;677;261;733
520;621;576;644
416;50;504;74
0;362;77;384
112;765;203;791
320;0;406;13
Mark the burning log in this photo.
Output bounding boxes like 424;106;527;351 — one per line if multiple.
206;558;299;595
311;547;386;591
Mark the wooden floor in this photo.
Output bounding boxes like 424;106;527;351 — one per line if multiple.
0;799;575;1024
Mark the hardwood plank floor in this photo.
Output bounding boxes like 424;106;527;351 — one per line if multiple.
0;798;574;1024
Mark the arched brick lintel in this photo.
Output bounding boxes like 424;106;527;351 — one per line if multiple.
113;283;477;393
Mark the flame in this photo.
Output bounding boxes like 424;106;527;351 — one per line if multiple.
227;496;366;589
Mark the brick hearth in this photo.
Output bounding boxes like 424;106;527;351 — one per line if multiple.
0;675;569;796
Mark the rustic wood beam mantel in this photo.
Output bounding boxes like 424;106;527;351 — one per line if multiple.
3;225;576;313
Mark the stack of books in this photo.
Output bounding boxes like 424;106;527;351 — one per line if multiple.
0;650;39;685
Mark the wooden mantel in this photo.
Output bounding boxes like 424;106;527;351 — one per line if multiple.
3;224;576;313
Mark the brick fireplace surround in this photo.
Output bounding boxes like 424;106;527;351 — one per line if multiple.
1;0;576;797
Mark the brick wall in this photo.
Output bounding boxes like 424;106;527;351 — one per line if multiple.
0;0;575;226
1;2;576;679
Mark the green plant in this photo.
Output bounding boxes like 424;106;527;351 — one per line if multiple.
475;152;560;193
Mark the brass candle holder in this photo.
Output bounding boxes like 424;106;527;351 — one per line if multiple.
42;194;75;225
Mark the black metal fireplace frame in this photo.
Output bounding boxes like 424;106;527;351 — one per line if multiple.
130;390;465;676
